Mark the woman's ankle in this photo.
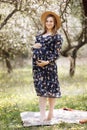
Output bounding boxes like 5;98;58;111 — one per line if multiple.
46;112;53;121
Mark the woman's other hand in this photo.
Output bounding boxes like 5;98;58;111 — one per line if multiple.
36;60;49;67
32;43;42;49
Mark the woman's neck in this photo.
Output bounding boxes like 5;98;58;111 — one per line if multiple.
46;30;53;35
47;29;52;32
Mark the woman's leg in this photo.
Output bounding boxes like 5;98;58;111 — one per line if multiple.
47;98;56;120
39;96;47;121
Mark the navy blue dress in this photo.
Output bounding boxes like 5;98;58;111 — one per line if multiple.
32;33;63;98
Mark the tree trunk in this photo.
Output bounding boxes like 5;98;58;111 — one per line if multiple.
5;58;12;73
69;56;76;77
2;50;12;73
82;0;87;16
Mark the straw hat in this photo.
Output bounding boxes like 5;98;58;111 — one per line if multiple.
41;11;61;29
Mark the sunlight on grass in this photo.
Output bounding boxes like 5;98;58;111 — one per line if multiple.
0;63;87;129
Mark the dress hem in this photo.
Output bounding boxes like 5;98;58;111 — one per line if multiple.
37;94;61;98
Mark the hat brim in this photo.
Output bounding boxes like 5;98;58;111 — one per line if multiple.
41;11;61;29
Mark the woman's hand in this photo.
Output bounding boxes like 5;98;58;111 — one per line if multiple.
32;43;42;49
36;60;49;67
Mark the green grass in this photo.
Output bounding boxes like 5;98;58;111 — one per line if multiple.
0;63;87;130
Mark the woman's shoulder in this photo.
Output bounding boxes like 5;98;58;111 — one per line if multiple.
35;32;42;42
54;33;63;41
35;31;42;37
54;33;62;38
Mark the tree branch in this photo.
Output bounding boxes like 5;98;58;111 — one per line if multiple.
0;8;17;30
60;0;71;17
62;27;71;47
0;0;17;5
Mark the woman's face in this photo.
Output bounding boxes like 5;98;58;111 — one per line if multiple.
45;16;55;30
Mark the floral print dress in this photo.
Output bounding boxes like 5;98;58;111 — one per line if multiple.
32;33;63;98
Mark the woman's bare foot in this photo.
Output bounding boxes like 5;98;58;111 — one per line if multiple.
46;112;53;121
40;116;47;122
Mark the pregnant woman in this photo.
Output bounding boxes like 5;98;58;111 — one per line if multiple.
32;11;63;122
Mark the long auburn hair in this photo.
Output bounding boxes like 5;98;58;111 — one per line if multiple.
41;14;58;35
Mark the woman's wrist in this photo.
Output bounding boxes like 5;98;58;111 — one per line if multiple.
46;60;50;64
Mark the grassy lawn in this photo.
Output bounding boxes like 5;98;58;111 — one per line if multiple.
0;58;87;130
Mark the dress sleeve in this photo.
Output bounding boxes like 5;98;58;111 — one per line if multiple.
31;35;39;51
35;35;39;43
48;34;63;62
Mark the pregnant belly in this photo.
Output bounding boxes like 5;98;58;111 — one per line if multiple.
33;48;46;61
